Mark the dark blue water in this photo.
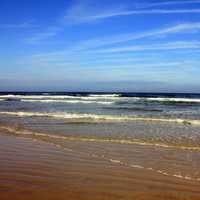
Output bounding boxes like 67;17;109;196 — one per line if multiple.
0;92;200;98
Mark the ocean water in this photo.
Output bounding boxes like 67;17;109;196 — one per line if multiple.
0;92;200;148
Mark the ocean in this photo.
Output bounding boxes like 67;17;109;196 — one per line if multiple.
1;92;200;143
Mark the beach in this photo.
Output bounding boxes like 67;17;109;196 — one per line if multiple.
1;93;200;199
1;131;200;200
2;0;200;198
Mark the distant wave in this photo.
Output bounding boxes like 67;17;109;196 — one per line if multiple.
143;97;200;103
0;95;79;99
1;95;200;105
0;95;115;104
116;97;200;104
0;94;121;101
89;94;121;97
0;94;121;99
0;111;200;126
20;99;113;105
104;106;162;112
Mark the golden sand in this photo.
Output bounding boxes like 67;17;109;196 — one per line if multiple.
0;132;200;200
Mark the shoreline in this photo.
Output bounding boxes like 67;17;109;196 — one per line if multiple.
1;122;200;152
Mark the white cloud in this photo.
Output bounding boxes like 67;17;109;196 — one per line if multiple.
0;22;36;29
25;1;200;44
86;9;200;22
71;22;200;50
136;0;200;9
25;26;62;44
26;22;200;61
79;9;200;23
93;41;200;53
64;0;200;24
64;1;126;24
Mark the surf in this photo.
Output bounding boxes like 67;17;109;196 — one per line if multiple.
1;111;200;126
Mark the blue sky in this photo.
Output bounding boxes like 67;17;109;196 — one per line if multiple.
0;0;200;92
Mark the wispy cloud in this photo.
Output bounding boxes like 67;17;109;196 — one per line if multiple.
26;22;200;60
71;22;200;50
64;0;200;24
25;1;200;44
125;9;200;15
25;26;62;44
75;9;200;23
0;22;36;29
93;41;200;53
63;1;126;24
136;0;200;9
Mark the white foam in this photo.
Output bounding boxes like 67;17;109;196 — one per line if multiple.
109;159;122;164
184;176;192;180
130;164;144;169
144;97;200;103
20;99;113;105
89;94;120;97
0;95;76;99
1;94;200;104
173;174;184;179
1;111;200;126
0;94;120;100
0;95;122;105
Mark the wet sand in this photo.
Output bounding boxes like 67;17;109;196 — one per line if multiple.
1;131;200;200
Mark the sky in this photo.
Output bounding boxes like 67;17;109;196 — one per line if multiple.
0;0;200;92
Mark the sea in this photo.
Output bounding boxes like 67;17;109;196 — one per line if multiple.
0;92;200;144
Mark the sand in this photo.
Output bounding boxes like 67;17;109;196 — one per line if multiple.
0;132;200;200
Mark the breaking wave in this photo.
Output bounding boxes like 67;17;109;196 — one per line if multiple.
0;94;121;100
0;111;200;126
1;94;200;105
20;99;113;105
88;94;121;98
